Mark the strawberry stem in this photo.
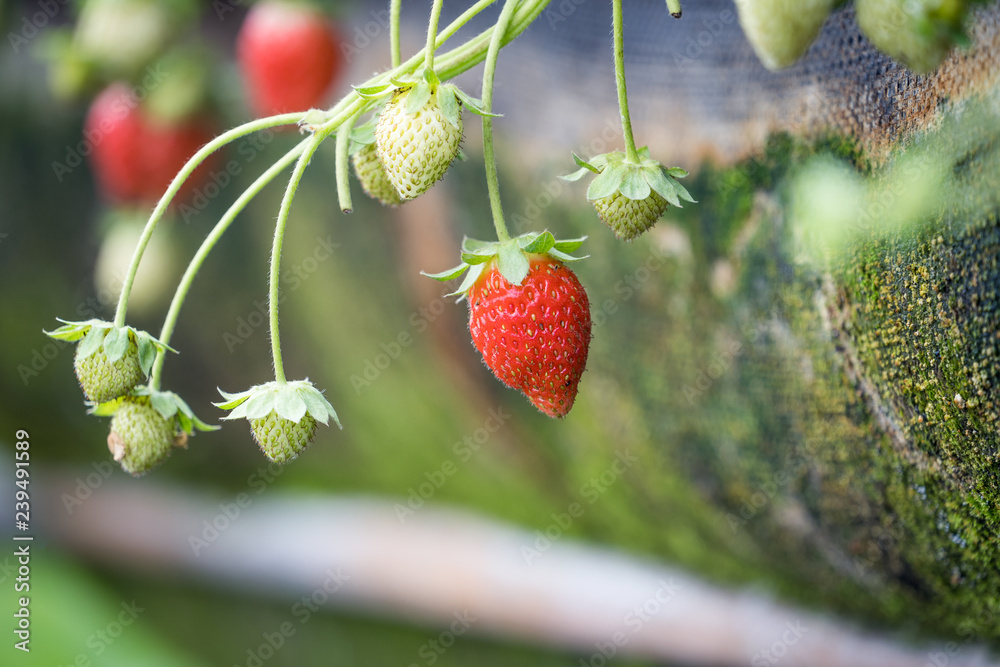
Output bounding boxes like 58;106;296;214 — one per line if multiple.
481;0;521;243
390;0;402;68
612;0;640;164
148;140;311;392
335;112;361;214
112;113;307;330
269;130;331;384
666;0;682;18
423;0;445;74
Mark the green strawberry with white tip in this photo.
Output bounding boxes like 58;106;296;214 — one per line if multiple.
216;379;340;463
94;387;217;476
734;0;836;70
45;319;173;404
352;142;402;207
562;148;695;241
856;0;969;73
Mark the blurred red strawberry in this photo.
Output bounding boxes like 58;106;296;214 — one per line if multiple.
85;83;215;205
237;0;343;116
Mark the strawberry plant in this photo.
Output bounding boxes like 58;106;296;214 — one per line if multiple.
46;0;987;475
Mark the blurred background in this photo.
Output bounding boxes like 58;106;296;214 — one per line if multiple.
2;0;1000;665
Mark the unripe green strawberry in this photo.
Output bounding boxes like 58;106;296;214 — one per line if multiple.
108;397;175;476
734;0;836;70
375;87;462;201
856;0;963;73
352;142;402;206
75;343;144;404
593;190;669;241
250;412;317;463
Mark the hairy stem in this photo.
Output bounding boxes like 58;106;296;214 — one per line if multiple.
390;0;401;68
481;0;521;243
113;113;305;328
269;132;328;384
335;113;360;214
150;140;310;390
613;0;639;163
424;0;446;73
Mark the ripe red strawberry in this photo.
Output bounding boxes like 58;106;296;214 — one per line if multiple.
237;0;343;116
468;255;591;418
86;83;215;204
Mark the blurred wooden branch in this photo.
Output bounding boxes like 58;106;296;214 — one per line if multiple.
38;472;997;667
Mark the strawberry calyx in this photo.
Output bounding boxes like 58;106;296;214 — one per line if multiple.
92;385;218;434
354;67;497;128
562;148;696;207
215;379;341;428
422;231;587;298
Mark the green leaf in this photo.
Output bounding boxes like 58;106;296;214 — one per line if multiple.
552;236;587;253
438;85;461;129
587;163;627;200
405;82;432;115
76;326;106;359
620;168;652;200
497;242;529;286
102;327;130;363
421;263;469;281
646;168;682;207
521;231;556;254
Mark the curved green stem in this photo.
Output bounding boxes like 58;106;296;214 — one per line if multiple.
113;113;305;328
268;131;329;384
390;0;402;68
335;112;360;214
481;0;521;243
149;140;310;391
666;0;682;18
424;0;446;73
613;0;639;163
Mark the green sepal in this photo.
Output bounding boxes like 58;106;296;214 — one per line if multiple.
562;153;601;182
77;326;107;359
553;236;587;253
646;167;682;207
354;83;394;99
452;86;501;118
519;231;556;254
547;248;588;262
438;84;461;130
447;262;486;298
422;68;441;87
666;166;689;178
497;240;530;286
405;81;433;115
587;162;627;200
103;326;129;363
620;167;652;201
44;318;109;342
421;263;470;281
91;385;218;434
215;380;341;429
